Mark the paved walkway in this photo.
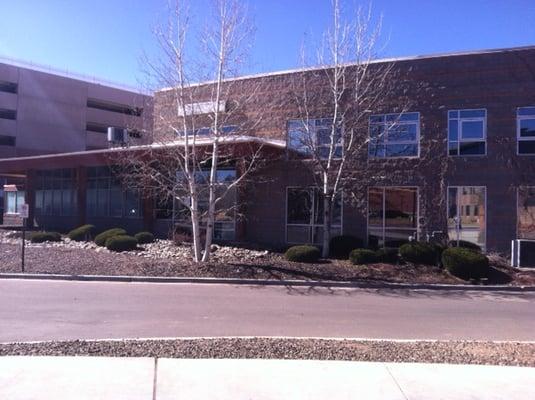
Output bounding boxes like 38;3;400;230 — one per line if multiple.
1;357;534;399
2;279;535;342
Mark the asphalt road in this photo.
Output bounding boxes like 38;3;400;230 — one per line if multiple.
1;279;534;342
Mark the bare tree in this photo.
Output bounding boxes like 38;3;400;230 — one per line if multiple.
291;0;413;256
116;0;268;262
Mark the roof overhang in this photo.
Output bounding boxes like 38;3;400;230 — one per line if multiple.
0;135;287;175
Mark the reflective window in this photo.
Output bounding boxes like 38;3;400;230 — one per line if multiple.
6;191;25;214
34;169;77;217
518;187;535;239
448;109;486;156
517;107;535;154
86;167;142;218
368;187;418;247
173;168;237;241
448;186;486;249
287;118;342;159
286;187;342;244
368;112;419;158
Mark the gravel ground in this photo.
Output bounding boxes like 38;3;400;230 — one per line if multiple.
1;229;534;285
0;242;465;284
0;338;534;367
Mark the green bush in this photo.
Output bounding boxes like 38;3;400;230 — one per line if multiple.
399;242;438;265
349;248;377;265
442;247;489;281
285;245;321;263
30;231;62;243
134;231;155;244
67;224;96;241
94;228;127;246
329;235;364;259
105;235;138;252
448;240;482;252
376;247;399;263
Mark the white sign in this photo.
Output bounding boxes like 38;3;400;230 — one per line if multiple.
20;204;29;219
182;100;226;116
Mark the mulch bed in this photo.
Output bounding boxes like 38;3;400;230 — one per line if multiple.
1;338;534;367
1;242;534;286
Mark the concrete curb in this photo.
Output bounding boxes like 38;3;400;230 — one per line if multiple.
1;272;535;292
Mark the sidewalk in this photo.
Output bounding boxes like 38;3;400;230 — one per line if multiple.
1;356;534;399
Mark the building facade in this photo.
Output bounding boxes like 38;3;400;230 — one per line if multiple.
0;58;152;223
2;46;535;255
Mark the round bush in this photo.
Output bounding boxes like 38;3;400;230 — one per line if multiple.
30;231;62;243
399;242;438;265
134;231;155;244
448;240;481;252
285;245;321;263
442;247;489;281
375;247;399;263
105;235;138;252
349;248;377;265
94;228;127;247
329;235;364;259
67;224;96;242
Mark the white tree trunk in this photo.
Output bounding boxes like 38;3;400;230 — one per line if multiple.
322;192;332;258
190;195;203;262
202;142;219;262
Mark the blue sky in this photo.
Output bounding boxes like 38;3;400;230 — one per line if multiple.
1;0;534;88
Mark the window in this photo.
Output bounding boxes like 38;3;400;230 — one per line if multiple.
0;135;15;146
448;109;486;156
5;190;25;214
517;107;535;155
368;187;418;247
287;118;342;159
86;122;108;133
286;187;342;244
518;187;535;239
174;168;237;240
448;186;486;249
34;169;77;217
87;98;142;117
368;112;419;158
0;108;16;120
86;167;142;218
0;80;17;94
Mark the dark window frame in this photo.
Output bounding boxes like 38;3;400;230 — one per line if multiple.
87;98;142;117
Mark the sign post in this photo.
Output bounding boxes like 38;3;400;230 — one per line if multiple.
20;204;29;273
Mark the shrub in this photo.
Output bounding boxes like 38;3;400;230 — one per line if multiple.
67;224;96;242
94;228;127;247
105;235;138;252
349;249;377;265
375;247;399;263
285;245;321;263
442;247;489;281
399;242;438;265
329;235;364;259
135;231;155;244
30;231;62;243
448;240;482;252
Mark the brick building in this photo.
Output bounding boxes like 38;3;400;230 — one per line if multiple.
2;46;535;254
